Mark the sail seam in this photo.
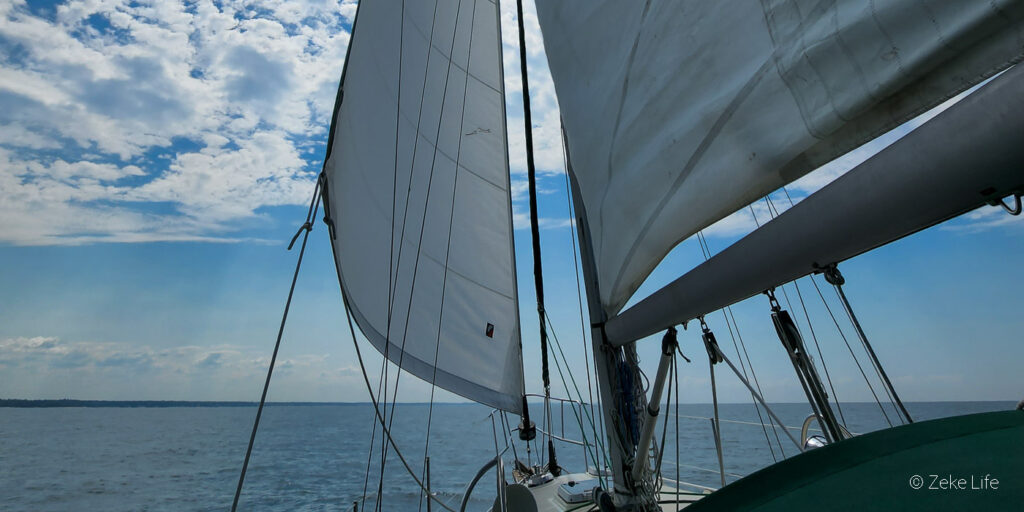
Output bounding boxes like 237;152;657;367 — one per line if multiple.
607;57;773;313
419;250;516;301
596;0;652;269
409;133;508;192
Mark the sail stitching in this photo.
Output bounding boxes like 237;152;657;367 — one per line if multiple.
606;56;773;313
595;0;652;264
419;1;479;499
378;1;472;500
376;2;408;508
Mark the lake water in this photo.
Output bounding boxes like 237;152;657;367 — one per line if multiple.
0;401;1014;511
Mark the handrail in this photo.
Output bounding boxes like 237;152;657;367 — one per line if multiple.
667;411;811;432
459;456;502;512
801;413;855;442
670;413;821;433
530;426;586;447
523;393;589;406
661;477;717;493
664;461;744;479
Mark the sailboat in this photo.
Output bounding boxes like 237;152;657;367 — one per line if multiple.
232;0;1024;510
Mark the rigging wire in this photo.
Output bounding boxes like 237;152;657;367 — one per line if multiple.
544;311;609;485
704;341;804;451
673;347;680;512
762;195;847;427
699;317;727;488
231;178;322;512
377;0;469;503
695;231;782;460
376;2;408;507
514;0;557;475
742;206;794;456
755;197;849;437
546;331;598;475
560;128;605;468
360;356;389;509
776;188;898;426
826;267;912;425
343;296;458;512
414;0;479;507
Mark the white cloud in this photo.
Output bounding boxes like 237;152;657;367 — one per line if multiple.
0;335;351;400
0;0;355;245
498;0;573;232
500;0;563;176
0;0;584;244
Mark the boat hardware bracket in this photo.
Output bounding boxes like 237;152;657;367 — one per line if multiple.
999;193;1022;215
815;262;845;286
316;172;337;240
764;288;782;312
699;317;723;365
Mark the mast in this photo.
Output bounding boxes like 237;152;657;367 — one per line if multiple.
514;0;556;474
564;130;640;503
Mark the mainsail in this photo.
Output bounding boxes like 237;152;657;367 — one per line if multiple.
323;0;525;413
536;0;1024;315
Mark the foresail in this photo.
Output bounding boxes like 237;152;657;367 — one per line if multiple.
536;0;1024;315
323;0;524;413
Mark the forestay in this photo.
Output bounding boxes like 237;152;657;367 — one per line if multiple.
323;0;525;413
536;0;1024;315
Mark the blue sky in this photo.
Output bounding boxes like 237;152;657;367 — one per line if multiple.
1;0;1021;407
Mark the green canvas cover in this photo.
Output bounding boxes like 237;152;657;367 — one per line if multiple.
686;411;1024;511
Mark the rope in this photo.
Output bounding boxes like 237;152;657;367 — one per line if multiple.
764;194;847;428
829;273;913;424
742;207;795;456
514;0;557;475
699;318;726;488
376;3;407;506
417;0;478;506
359;360;383;508
545;312;608;486
673;349;680;512
375;0;410;505
231;178;321;512
378;0;470;504
561;127;604;468
546;326;609;469
696;231;782;460
808;274;894;426
775;188;897;427
706;341;803;451
343;297;457;512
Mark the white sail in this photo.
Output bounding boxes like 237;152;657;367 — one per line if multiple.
536;0;1024;315
606;63;1024;345
323;0;524;413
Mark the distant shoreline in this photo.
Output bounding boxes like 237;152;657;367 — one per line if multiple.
0;399;371;408
0;399;1015;408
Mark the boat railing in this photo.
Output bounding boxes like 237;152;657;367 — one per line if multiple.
523;394;596;438
501;396;599;470
671;412;828;433
458;455;507;512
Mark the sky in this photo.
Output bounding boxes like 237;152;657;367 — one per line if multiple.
1;0;1022;409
